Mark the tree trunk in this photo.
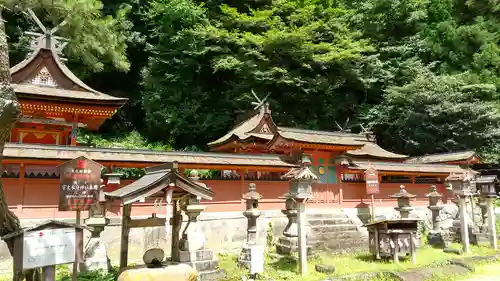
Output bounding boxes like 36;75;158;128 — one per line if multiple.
0;10;22;246
0;9;42;281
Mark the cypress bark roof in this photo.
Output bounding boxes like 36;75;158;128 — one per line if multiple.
405;151;480;164
10;48;127;105
208;106;407;159
105;164;214;205
3;143;297;168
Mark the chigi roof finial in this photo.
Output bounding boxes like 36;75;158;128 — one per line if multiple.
250;89;271;113
24;9;69;58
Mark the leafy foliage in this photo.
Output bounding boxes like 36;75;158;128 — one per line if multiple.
6;0;500;161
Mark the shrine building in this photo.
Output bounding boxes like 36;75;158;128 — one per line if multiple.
2;19;480;221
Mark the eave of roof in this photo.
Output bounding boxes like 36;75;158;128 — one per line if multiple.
3;143;297;168
348;160;469;174
405;151;479;164
346;143;408;159
13;84;128;105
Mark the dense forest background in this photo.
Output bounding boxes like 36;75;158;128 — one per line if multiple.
5;0;500;161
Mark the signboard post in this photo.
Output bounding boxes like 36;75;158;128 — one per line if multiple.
365;168;380;222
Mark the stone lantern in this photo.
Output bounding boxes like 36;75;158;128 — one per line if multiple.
390;185;416;219
426;185;443;231
82;172;122;272
281;154;317;275
445;171;475;253
426;185;446;247
239;183;263;268
476;175;499;249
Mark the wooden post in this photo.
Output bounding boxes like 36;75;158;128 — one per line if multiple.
458;197;471;254
73;209;81;278
119;204;131;269
297;200;307;275
374;229;380;259
42;266;56;281
486;198;498;250
410;232;416;264
392;234;399;264
370;194;375;222
171;199;182;262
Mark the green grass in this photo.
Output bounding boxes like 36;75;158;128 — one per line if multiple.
219;244;499;281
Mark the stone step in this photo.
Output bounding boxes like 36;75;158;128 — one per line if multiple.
311;230;364;241
307;218;352;226
313;238;368;252
311;224;358;232
307;213;348;220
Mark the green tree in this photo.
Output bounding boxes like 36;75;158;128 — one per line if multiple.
141;0;382;149
0;2;130;280
362;64;500;162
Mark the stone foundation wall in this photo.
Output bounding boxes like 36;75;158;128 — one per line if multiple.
0;204;479;275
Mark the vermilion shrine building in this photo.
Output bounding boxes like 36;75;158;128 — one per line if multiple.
3;28;480;221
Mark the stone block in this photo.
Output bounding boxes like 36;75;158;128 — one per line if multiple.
443;247;462;255
184;260;219;272
197;269;226;281
179;249;214;262
315;264;336;274
427;231;446;248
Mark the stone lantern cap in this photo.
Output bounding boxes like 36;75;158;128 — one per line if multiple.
390;185;416;199
242;183;262;200
426;185;442;198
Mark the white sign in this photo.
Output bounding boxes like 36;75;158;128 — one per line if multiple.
250;246;265;274
23;228;76;269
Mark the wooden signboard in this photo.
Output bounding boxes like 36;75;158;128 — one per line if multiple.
365;168;380;195
58;156;103;211
2;221;86;281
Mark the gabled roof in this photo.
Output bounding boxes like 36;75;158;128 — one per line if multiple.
10;48;127;106
105;163;214;205
209;105;412;160
406;151;481;164
208;106;275;147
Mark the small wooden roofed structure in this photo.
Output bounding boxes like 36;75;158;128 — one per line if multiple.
105;162;215;269
406;151;482;165
208;104;408;160
2;142;297;170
